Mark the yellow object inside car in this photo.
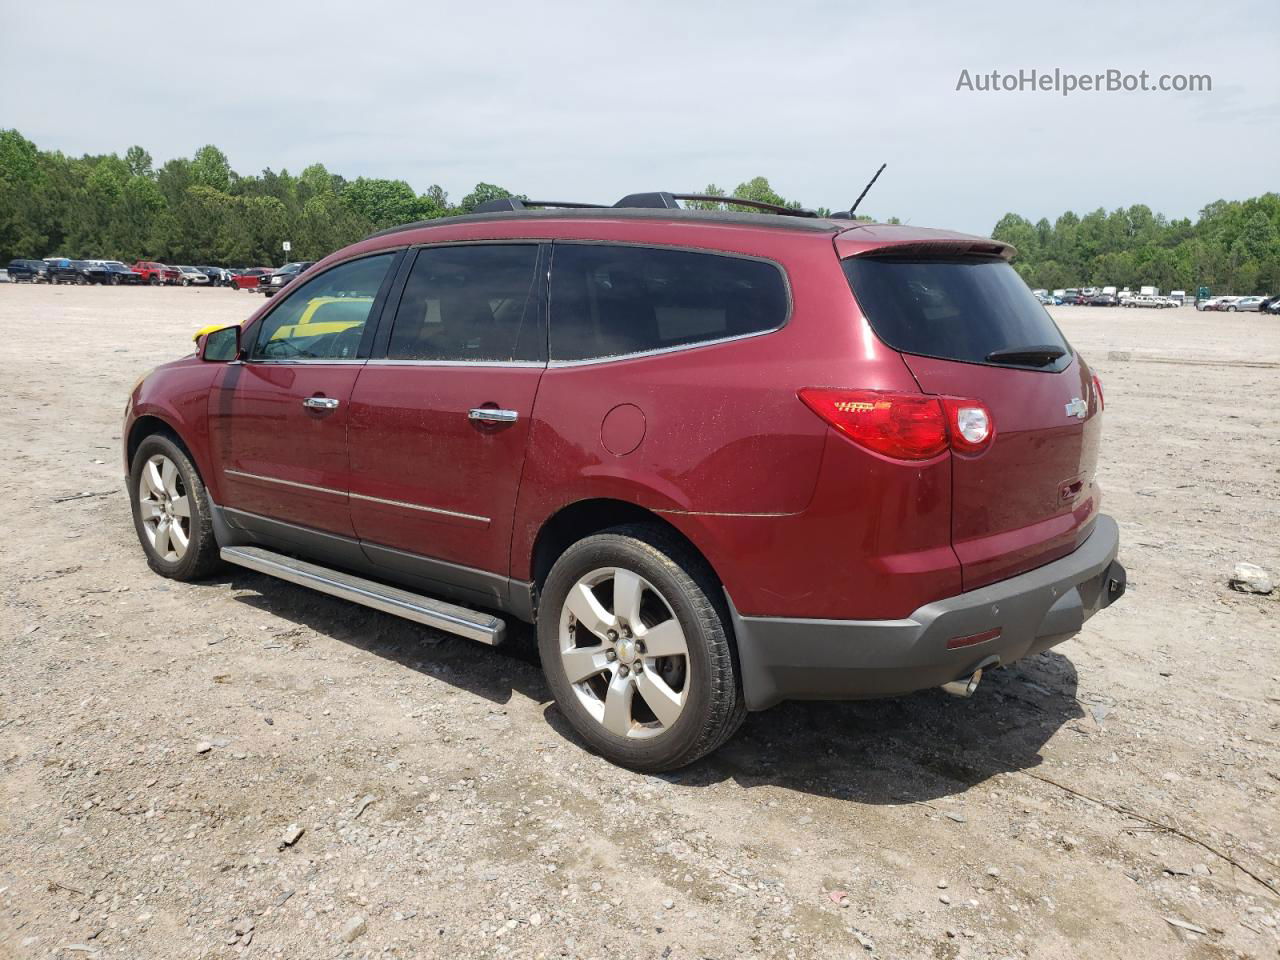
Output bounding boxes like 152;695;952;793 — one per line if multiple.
192;296;373;344
268;296;373;341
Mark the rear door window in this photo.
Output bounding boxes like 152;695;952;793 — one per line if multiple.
549;244;788;362
842;256;1071;370
386;244;544;362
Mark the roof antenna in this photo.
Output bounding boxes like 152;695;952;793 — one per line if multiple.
847;163;887;217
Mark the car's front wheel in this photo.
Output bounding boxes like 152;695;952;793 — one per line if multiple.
128;434;221;580
538;525;746;772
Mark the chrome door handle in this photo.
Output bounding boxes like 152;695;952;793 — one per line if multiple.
468;408;519;423
303;396;340;410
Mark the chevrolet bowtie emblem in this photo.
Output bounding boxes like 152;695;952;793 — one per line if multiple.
1065;397;1088;419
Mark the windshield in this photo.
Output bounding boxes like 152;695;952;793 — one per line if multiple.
842;255;1072;372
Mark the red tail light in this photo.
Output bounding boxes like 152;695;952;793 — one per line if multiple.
1091;373;1104;411
798;388;994;461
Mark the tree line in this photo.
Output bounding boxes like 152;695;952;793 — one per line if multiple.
992;197;1280;295
1;128;1275;294
0;130;829;268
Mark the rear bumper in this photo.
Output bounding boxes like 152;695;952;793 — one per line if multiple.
729;514;1124;710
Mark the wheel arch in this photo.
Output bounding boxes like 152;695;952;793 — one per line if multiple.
125;414;216;500
529;498;725;597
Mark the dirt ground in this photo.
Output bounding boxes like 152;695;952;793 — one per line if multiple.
1;285;1277;960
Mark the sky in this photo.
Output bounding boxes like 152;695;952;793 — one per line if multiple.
2;0;1277;234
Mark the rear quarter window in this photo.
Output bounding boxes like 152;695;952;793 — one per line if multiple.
549;244;788;362
843;256;1071;371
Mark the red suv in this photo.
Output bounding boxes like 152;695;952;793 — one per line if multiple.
123;193;1125;771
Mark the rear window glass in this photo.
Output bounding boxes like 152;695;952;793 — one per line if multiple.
550;244;788;362
843;256;1071;370
387;244;543;362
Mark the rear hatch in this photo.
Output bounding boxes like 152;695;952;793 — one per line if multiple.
841;241;1101;590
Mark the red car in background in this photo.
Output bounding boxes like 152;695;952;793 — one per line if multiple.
231;267;275;291
131;261;181;286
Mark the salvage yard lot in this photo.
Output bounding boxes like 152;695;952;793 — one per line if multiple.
1;286;1277;959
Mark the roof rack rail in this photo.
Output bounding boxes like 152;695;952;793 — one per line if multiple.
614;191;819;218
471;197;607;214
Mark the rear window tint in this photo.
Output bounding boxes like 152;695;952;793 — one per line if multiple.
550;244;787;362
843;256;1071;370
387;244;543;362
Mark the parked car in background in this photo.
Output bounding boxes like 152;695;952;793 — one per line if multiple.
1126;295;1171;309
261;260;315;297
1258;296;1278;314
124;197;1125;771
101;261;145;285
1264;298;1280;315
177;265;210;286
231;267;274;291
1169;290;1187;305
73;260;113;285
0;268;9;282
1226;296;1264;312
1087;293;1119;306
6;259;48;282
45;257;80;284
1197;296;1237;312
197;266;232;286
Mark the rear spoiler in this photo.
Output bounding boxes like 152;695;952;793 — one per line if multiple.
846;239;1015;261
835;226;1016;262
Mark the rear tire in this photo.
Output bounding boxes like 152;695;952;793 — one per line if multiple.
128;434;222;581
537;524;746;772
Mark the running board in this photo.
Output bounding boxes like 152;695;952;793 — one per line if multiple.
220;546;504;645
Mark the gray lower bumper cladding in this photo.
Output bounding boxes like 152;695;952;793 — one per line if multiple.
729;515;1125;710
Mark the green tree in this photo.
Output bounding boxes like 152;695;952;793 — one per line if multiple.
190;145;233;193
730;176;787;211
125;145;153;178
343;177;427;227
458;182;519;214
684;184;727;210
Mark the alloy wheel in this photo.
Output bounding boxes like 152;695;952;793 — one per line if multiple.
138;453;191;562
558;567;690;739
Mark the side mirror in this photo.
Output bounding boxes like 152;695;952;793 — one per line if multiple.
200;324;241;362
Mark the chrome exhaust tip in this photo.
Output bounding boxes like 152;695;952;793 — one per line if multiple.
941;655;1000;698
941;667;984;698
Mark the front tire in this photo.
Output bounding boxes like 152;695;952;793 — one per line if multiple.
537;524;746;772
128;434;221;580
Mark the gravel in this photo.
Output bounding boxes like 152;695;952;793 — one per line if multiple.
0;290;1277;958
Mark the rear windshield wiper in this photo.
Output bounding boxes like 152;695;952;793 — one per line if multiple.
985;345;1066;367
